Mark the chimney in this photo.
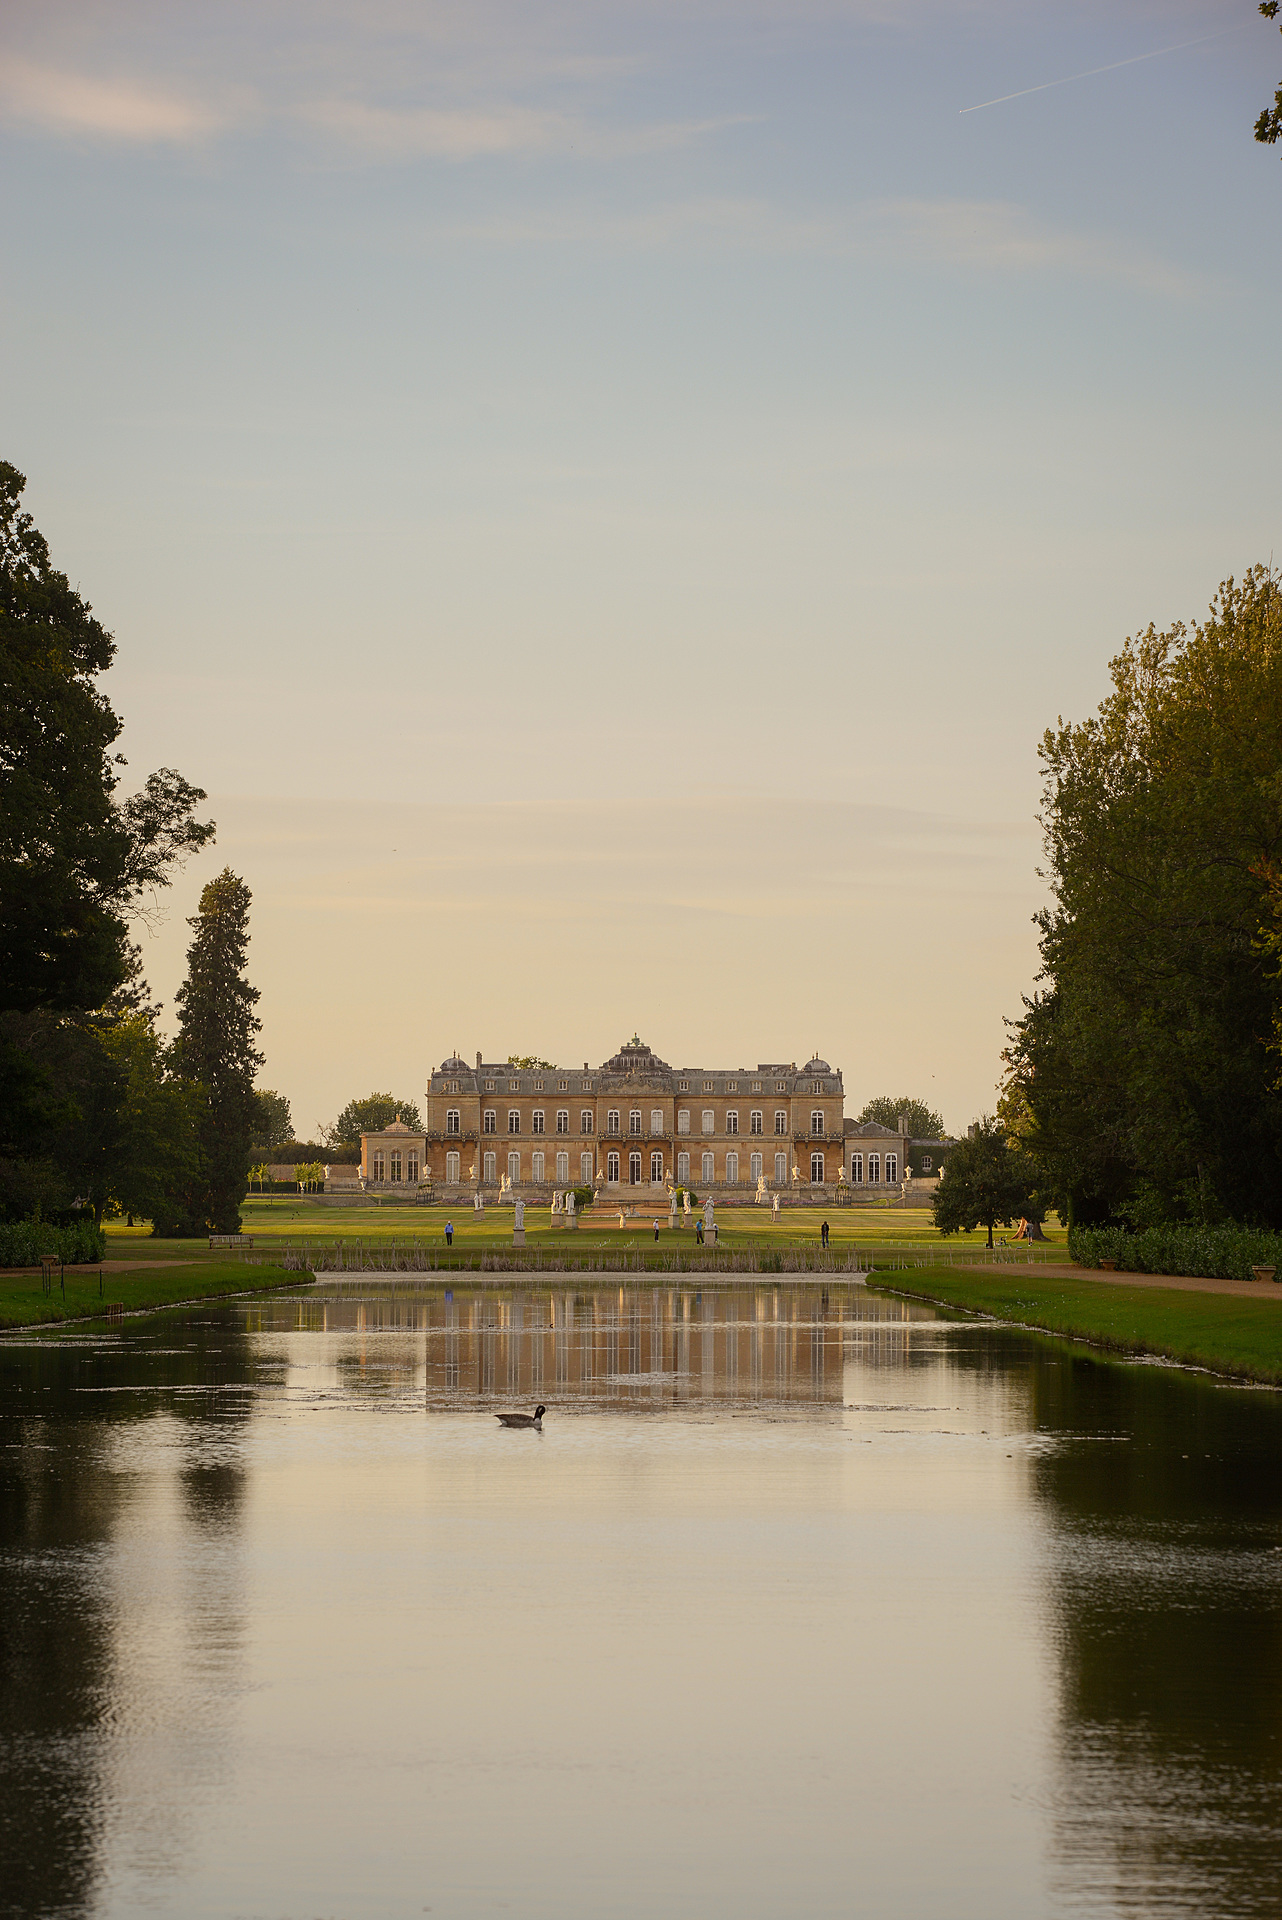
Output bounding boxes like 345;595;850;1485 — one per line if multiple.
898;1112;908;1136
476;1051;482;1069
584;1061;589;1071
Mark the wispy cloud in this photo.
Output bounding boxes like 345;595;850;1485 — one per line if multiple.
0;54;231;142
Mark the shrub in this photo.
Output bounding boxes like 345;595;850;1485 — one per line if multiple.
571;1185;595;1213
0;1218;108;1267
1069;1222;1282;1283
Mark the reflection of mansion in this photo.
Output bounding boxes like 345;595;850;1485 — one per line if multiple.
358;1037;948;1203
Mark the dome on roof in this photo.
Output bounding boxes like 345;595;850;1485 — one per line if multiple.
805;1056;831;1073
440;1054;468;1072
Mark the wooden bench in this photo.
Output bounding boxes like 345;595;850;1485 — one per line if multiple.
209;1233;253;1249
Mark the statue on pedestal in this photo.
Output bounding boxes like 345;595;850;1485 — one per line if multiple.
772;1191;782;1220
755;1175;767;1205
683;1190;693;1220
567;1190;578;1230
473;1190;484;1212
513;1197;526;1248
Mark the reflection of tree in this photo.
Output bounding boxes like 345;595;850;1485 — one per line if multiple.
1027;1353;1282;1908
0;1310;257;1912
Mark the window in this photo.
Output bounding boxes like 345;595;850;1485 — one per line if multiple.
702;1151;714;1183
677;1151;689;1184
407;1153;418;1182
726;1111;739;1135
810;1110;825;1135
607;1151;620;1184
508;1151;521;1183
751;1080;762;1094
508;1110;521;1134
677;1110;690;1134
650;1109;663;1135
701;1110;714;1135
580;1110;594;1134
484;1079;495;1092
703;1080;713;1092
774;1151;787;1184
508;1080;521;1092
726;1150;739;1183
810;1151;824;1183
373;1151;384;1181
483;1109;496;1134
607;1110;620;1135
483;1151;496;1183
581;1079;592;1091
556;1109;569;1133
629;1151;642;1184
558;1079;568;1092
532;1150;545;1183
851;1152;863;1183
727;1080;737;1093
868;1152;880;1182
580;1152;593;1184
629;1110;642;1135
391;1151;402;1182
532;1110;545;1134
886;1154;898;1183
776;1081;786;1093
556;1151;569;1183
446;1151;459;1183
921;1154;933;1172
750;1110;762;1134
447;1109;460;1135
678;1079;689;1092
650;1150;663;1182
534;1079;544;1091
774;1110;788;1134
750;1151;762;1182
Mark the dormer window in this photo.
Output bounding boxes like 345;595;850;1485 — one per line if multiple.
534;1079;544;1091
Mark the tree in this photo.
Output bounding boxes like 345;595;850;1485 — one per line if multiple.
1257;3;1281;148
328;1093;423;1141
252;1088;293;1150
856;1095;946;1137
0;461;213;1019
507;1055;555;1070
170;869;263;1233
75;1011;203;1228
1005;567;1282;1228
932;1117;1032;1248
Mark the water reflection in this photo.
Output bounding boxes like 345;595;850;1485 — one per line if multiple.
1;1285;1281;1919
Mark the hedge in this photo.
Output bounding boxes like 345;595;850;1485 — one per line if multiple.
0;1219;109;1267
1069;1222;1282;1284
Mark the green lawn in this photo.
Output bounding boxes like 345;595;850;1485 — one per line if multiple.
103;1198;1066;1262
0;1260;304;1331
876;1267;1282;1385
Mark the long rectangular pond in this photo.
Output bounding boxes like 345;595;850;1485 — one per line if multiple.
2;1280;1281;1918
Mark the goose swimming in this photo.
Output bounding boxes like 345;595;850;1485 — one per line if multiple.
496;1405;546;1429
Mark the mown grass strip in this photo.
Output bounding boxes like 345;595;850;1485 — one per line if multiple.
0;1261;306;1331
873;1267;1282;1385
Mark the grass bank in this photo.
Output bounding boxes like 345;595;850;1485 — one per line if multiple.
875;1267;1282;1385
0;1261;306;1332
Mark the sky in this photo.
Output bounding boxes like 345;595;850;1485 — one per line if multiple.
3;0;1279;1138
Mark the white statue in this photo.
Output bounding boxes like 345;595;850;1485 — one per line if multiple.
669;1188;678;1219
514;1198;525;1230
703;1197;715;1230
473;1190;484;1212
756;1174;767;1204
683;1190;692;1219
791;1162;802;1186
551;1189;563;1215
772;1191;782;1220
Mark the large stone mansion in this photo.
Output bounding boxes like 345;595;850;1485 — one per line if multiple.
357;1036;946;1202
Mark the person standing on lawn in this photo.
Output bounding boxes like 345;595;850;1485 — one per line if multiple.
821;1220;829;1249
445;1220;453;1247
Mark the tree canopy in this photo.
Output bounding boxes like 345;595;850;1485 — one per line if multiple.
252;1088;293;1150
932;1118;1033;1248
856;1095;946;1137
1257;3;1281;148
507;1055;555;1070
329;1093;424;1141
1004;566;1282;1228
169;870;263;1233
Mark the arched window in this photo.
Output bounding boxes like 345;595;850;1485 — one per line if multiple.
629;1110;642;1135
774;1152;787;1184
507;1151;520;1183
446;1151;459;1184
483;1110;496;1133
532;1151;545;1183
629;1151;642;1184
810;1110;824;1135
391;1152;402;1181
556;1151;569;1183
508;1110;521;1134
532;1110;545;1134
607;1110;620;1135
868;1152;880;1182
810;1150;824;1183
886;1153;898;1182
446;1110;460;1135
850;1152;863;1183
677;1151;690;1184
726;1151;739;1184
607;1151;620;1183
483;1151;496;1183
750;1151;762;1181
702;1151;714;1183
650;1150;663;1182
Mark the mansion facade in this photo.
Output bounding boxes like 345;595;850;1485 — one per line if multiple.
359;1036;947;1201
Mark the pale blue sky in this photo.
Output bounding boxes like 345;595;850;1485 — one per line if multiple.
3;1;1278;1133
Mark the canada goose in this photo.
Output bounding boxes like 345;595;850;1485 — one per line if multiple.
495;1405;546;1429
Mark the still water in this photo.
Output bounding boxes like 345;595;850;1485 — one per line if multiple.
2;1280;1281;1920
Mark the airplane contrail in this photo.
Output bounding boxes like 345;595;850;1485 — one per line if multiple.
960;24;1244;115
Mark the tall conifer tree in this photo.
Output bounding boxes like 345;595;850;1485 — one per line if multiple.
171;869;263;1232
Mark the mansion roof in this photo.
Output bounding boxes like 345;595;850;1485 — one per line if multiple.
428;1038;843;1096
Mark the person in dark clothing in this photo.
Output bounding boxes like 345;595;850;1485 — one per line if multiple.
696;1218;704;1245
445;1221;453;1246
821;1219;829;1249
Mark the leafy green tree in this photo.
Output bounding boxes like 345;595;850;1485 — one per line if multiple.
507;1055;555;1070
932;1117;1032;1248
856;1095;946;1137
1257;3;1281;148
252;1088;293;1150
294;1161;325;1193
0;461;213;1020
1006;567;1282;1228
76;1011;203;1228
329;1093;423;1141
170;870;263;1233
